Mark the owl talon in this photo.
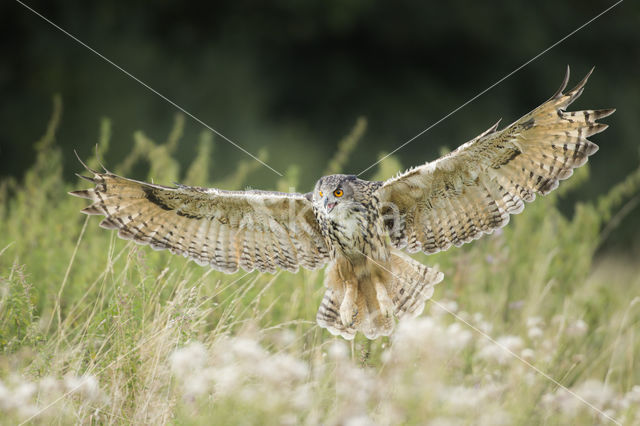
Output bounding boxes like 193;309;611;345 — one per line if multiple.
340;298;358;327
375;282;394;319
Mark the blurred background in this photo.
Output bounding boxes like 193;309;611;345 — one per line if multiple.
1;0;638;251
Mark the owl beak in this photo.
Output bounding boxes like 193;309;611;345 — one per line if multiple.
324;197;336;213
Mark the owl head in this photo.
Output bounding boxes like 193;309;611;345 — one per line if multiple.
308;174;361;216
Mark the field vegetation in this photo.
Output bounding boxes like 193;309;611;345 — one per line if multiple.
1;100;639;424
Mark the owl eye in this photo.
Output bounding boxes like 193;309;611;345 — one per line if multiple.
319;191;323;197
333;189;343;197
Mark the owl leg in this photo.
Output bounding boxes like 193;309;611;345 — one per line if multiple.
339;280;358;327
336;263;359;327
374;279;393;320
363;269;394;338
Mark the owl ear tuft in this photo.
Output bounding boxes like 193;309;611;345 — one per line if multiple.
304;192;313;202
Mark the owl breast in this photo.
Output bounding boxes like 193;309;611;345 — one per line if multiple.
316;202;388;262
329;207;365;251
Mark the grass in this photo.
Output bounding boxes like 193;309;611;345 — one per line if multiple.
1;99;639;425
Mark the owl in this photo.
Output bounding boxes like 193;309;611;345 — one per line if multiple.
71;68;613;340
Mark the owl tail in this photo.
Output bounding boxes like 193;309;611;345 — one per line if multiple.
316;251;443;340
388;251;444;320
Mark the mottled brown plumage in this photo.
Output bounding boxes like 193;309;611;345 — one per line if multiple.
71;67;613;340
378;68;614;255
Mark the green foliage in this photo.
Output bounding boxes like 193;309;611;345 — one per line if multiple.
370;151;404;182
0;103;639;424
0;262;44;352
120;117;183;183
323;117;367;176
184;131;214;186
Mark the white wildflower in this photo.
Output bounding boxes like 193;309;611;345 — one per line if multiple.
477;335;523;365
260;387;283;411
625;385;640;403
15;381;37;404
553;388;583;416
432;299;459;317
528;326;544;340
290;383;312;410
377;401;404;425
394;317;438;350
335;363;374;411
477;320;493;334
601;409;617;422
280;413;298;426
501;335;524;351
441;385;484;410
211;365;242;395
618;385;640;412
274;329;296;346
524;372;537;386
380;348;392;363
344;414;375;426
544;379;615;417
238;386;258;403
540;338;555;362
38;376;60;397
457;311;470;322
526;316;543;328
1;381;38;418
428;417;465;426
184;368;212;397
229;337;267;361
566;319;588;337
477;409;511;426
445;323;473;351
521;348;535;361
328;340;349;360
442;382;504;411
541;392;556;407
64;374;101;401
258;354;308;384
170;342;207;377
574;380;615;410
394;316;472;357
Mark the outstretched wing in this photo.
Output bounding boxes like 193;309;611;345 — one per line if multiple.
70;167;329;273
376;67;614;254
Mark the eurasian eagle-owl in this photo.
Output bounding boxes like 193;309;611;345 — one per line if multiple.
71;68;613;339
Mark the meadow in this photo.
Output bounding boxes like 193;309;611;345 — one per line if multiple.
1;99;639;425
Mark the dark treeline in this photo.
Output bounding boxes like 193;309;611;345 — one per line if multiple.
1;0;638;250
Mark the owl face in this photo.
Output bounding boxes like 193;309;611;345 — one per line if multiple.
311;174;358;217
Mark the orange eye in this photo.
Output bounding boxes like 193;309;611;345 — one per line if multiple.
333;189;343;197
319;191;323;197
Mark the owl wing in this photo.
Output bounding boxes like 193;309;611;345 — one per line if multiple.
70;166;329;273
375;67;614;254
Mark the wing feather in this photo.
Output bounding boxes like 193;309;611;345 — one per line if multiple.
376;67;614;254
71;169;329;273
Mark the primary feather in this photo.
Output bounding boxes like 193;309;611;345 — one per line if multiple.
376;67;614;254
70;171;329;273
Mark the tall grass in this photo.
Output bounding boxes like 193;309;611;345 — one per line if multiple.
1;100;639;425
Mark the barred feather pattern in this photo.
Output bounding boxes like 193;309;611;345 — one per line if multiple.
70;172;329;273
376;67;614;254
316;250;444;340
